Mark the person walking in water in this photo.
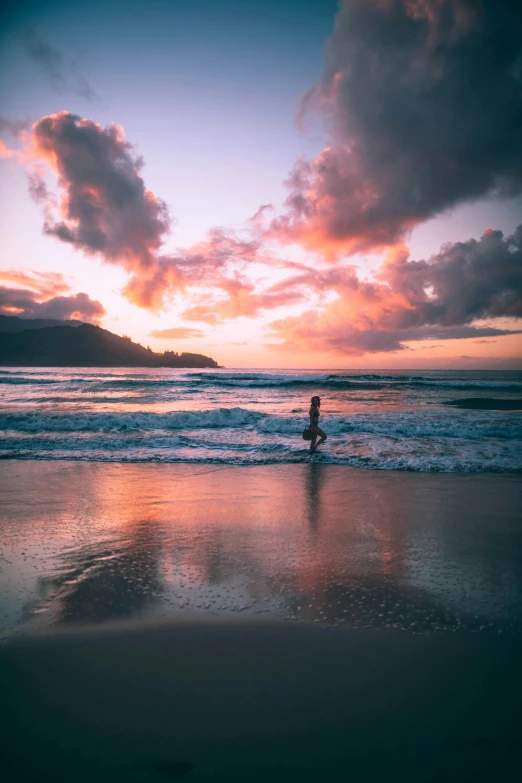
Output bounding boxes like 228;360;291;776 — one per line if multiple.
309;395;327;454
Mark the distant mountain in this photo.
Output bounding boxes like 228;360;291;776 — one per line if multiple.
0;319;219;368
0;314;84;333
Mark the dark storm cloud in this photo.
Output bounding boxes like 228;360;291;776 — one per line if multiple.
15;290;105;320
380;225;522;327
269;225;522;354
270;0;522;254
21;28;98;102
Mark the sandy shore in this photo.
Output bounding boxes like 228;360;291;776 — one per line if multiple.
1;461;521;781
2;621;522;782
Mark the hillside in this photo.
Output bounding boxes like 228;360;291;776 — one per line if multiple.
0;314;84;333
0;321;219;368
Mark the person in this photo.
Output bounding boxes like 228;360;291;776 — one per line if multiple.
309;395;327;454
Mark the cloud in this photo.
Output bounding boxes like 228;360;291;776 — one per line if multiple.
268;315;519;356
21;105;522;357
149;327;205;339
0;117;29;159
21;28;98;102
30;112;170;268
25;113;281;314
268;225;522;354
269;0;522;255
0;270;70;297
0;115;29;137
249;203;274;223
0;270;105;322
180;306;219;325
0;140;16;159
177;274;304;324
122;230;262;311
379;225;522;325
27;172;52;203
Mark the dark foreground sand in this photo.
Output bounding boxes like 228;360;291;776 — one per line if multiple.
2;621;521;783
1;461;522;781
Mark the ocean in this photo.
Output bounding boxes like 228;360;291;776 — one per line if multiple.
1;367;521;471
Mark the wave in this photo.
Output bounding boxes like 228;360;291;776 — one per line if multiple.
2;405;521;471
8;396;151;404
0;376;60;385
0;407;263;433
2;407;521;440
1;436;520;472
257;410;522;440
184;372;522;391
409;379;522;391
191;375;522;391
2;369;522;392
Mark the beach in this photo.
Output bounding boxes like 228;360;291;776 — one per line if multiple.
1;460;521;781
2;0;521;775
2;0;522;776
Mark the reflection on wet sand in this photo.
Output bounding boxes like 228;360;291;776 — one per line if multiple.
30;533;164;625
1;461;521;637
305;463;323;534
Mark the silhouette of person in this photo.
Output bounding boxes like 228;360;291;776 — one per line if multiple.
309;395;327;454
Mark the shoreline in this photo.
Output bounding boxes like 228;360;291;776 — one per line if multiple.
1;455;522;473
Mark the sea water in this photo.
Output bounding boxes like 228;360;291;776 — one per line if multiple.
1;367;521;471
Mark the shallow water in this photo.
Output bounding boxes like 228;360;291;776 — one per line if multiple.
1;367;522;470
1;461;521;639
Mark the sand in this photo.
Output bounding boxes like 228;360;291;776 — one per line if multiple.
2;620;521;782
1;461;522;781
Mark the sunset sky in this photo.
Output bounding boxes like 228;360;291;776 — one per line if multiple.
1;0;521;368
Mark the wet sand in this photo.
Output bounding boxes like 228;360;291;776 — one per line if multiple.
1;461;522;781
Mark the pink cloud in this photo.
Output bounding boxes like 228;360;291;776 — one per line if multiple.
0;269;105;322
0;140;15;159
268;225;522;355
24;113;277;314
149;327;205;339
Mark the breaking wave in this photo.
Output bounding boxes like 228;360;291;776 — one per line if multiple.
2;407;522;438
1;407;521;472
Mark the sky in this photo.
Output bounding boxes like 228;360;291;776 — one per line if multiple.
1;0;521;369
